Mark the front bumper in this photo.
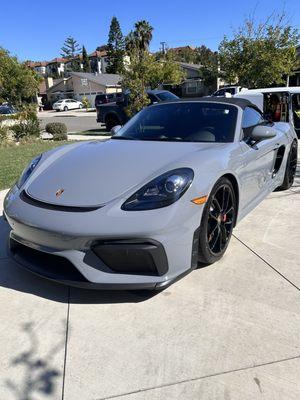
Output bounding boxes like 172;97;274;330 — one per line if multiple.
4;186;203;290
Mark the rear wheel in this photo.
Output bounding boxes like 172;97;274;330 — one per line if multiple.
105;115;120;132
198;177;236;265
277;141;298;191
64;106;68;112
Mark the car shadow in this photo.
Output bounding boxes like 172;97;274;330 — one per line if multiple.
0;216;158;305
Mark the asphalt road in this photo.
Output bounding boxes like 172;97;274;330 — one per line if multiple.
0;149;299;399
39;110;103;134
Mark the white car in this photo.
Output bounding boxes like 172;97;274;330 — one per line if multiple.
52;99;83;112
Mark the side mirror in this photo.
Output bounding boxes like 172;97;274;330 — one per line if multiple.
245;124;276;141
110;125;122;136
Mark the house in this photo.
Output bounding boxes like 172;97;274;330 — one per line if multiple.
163;62;215;97
46;72;122;105
89;47;109;74
289;45;300;86
25;61;48;76
46;58;67;77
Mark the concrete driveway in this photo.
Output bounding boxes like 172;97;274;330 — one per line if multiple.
0;160;299;399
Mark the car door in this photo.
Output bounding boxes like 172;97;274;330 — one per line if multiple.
238;107;279;212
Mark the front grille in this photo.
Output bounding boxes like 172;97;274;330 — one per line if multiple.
10;238;87;282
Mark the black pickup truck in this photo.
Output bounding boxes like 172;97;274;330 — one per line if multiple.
96;89;179;131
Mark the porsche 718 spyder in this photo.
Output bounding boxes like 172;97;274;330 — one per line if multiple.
4;98;298;290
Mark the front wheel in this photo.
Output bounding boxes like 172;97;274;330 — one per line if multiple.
277;141;298;191
79;104;83;109
198;177;237;265
64;106;68;112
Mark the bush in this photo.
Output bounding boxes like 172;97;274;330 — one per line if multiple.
52;132;68;141
82;96;91;110
45;122;67;135
12;117;40;141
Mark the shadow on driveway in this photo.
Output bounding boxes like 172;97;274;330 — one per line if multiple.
4;322;63;400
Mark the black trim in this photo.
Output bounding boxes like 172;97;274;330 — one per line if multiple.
92;239;169;276
21;190;100;212
191;227;200;268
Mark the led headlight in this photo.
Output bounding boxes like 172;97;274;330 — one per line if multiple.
17;154;42;188
122;168;194;211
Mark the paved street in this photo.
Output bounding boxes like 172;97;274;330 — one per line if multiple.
38;110;106;134
0;155;299;399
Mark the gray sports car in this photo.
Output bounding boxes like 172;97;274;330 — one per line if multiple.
4;98;298;290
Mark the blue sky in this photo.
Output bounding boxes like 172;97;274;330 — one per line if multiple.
1;0;299;61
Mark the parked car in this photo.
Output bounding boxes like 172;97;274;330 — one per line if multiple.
52;99;83;112
0;104;17;115
212;86;246;97
235;87;300;138
95;93;123;107
4;98;297;290
96;89;179;131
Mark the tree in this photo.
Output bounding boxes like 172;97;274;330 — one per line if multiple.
106;16;125;74
61;36;81;58
219;12;299;88
125;20;153;57
0;48;40;105
82;46;91;72
195;46;219;90
61;36;82;72
122;50;185;116
134;20;153;52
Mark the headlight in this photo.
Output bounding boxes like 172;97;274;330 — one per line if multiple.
17;154;42;188
122;168;194;211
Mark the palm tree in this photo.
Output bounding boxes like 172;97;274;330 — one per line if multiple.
134;20;153;52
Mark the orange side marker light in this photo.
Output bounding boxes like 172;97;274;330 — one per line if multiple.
191;195;208;205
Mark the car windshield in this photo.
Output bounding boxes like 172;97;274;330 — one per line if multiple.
156;92;178;101
112;102;238;143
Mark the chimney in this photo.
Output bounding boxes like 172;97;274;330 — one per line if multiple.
45;77;54;89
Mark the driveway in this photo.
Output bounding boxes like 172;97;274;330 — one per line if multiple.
0;157;299;399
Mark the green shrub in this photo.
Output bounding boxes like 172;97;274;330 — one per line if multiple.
0;114;19;122
52;132;68;141
82;96;91;110
45;122;67;135
12;118;40;141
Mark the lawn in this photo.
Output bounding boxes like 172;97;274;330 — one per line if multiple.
0;141;73;190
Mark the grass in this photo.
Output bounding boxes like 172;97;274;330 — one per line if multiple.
0;141;73;190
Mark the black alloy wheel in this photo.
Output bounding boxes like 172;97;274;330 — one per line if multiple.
277;141;298;190
198;177;236;265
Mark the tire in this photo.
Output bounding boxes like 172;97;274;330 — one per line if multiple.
64;106;68;112
198;177;237;265
79;104;83;109
105;115;120;132
277;141;298;191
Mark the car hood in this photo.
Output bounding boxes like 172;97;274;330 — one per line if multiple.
26;140;223;207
